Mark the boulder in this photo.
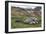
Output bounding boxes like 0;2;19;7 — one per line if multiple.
24;17;38;24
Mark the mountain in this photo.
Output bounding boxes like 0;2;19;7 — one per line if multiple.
11;6;41;16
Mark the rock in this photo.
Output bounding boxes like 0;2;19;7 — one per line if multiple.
24;17;38;24
15;18;22;22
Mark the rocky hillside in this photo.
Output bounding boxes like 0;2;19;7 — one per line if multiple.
11;6;41;17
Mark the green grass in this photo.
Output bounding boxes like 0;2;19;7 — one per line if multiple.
11;16;41;29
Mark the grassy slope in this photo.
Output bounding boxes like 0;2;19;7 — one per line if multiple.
11;16;41;29
11;7;41;29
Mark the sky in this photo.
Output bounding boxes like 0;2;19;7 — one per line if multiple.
11;3;42;9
